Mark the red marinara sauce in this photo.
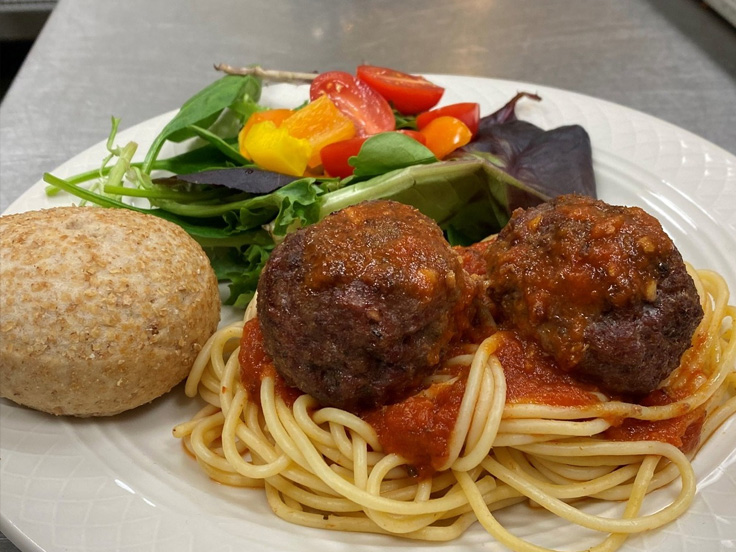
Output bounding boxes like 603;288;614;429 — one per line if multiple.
604;402;706;455
363;352;469;479
604;341;708;454
495;328;706;454
494;331;603;407
238;318;302;406
455;239;496;277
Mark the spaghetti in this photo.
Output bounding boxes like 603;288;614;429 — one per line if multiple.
173;267;736;551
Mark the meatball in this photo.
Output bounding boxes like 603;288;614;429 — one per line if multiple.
485;195;703;395
257;200;473;412
0;206;221;416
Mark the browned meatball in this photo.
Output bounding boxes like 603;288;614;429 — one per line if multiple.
485;195;703;396
257;200;473;412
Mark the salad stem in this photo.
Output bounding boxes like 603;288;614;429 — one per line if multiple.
214;64;318;83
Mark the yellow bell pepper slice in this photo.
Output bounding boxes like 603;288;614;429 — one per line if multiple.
281;95;356;168
243;120;312;177
238;109;294;160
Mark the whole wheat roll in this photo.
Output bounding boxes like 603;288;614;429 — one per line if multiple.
0;206;221;416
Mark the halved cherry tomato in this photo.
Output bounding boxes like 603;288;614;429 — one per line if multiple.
310;71;395;136
419;116;472;159
321;131;428;178
416;102;480;137
356;65;444;115
320;137;367;178
397;129;427;146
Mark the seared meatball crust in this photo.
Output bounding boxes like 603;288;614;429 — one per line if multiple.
485;194;703;396
257;200;473;412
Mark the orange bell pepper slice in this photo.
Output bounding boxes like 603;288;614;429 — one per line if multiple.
419;116;472;159
281;95;356;168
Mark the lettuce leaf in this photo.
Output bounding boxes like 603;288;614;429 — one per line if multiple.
459;92;596;207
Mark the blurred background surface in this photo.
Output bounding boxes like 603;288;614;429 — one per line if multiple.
0;1;735;549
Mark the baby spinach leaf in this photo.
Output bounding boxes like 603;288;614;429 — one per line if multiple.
150;143;239;174
142;74;261;173
186;125;249;165
350;132;437;177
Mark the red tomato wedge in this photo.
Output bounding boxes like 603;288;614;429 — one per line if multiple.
397;129;427;145
310;71;395;136
416;102;480;137
320;131;428;178
356;65;444;115
320;137;367;178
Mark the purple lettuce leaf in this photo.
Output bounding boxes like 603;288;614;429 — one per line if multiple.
459;92;596;210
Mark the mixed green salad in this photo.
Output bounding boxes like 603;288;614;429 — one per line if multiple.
44;65;595;307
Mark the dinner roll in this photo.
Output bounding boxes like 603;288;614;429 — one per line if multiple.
0;206;220;416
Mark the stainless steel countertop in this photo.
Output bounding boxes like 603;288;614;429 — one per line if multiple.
0;0;734;550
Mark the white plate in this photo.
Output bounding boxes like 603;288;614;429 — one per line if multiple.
1;75;735;552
